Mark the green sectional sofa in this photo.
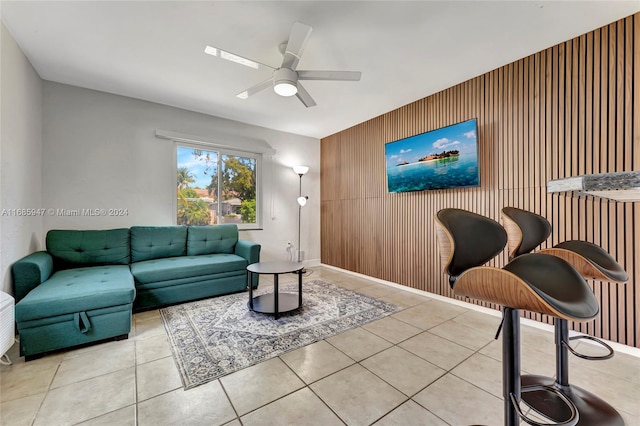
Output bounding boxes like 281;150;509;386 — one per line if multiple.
12;224;260;360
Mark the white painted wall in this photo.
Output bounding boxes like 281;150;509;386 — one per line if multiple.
0;22;44;294
41;82;320;265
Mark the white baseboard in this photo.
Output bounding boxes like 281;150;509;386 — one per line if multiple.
319;264;640;358
304;258;322;268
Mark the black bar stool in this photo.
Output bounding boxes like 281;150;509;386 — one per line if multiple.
435;208;601;426
501;206;627;426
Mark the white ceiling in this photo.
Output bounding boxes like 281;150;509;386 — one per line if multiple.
2;1;639;139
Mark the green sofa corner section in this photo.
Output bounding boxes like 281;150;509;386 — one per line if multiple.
11;224;261;359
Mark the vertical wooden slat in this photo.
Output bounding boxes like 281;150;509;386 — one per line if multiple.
601;25;609;173
629;14;638;347
578;35;586;176
593;28;601;174
320;13;639;348
585;31;594;175
624;16;633;172
635;14;640;171
571;37;579;178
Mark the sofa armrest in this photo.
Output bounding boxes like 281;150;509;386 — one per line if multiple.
11;251;54;303
235;240;261;289
235;240;261;264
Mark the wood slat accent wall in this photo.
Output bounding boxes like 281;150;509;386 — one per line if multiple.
321;14;639;347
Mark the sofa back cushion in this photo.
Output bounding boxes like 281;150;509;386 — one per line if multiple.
46;229;130;269
131;226;187;262
187;224;238;256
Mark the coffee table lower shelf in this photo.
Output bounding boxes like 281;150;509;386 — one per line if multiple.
248;293;301;316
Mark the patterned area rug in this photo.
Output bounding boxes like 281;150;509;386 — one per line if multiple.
160;279;400;389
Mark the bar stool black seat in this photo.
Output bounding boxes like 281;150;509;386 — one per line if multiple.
501;206;627;426
435;208;600;426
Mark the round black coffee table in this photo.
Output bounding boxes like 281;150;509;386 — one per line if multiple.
247;261;304;319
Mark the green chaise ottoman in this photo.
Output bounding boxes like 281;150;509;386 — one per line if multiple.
12;229;135;359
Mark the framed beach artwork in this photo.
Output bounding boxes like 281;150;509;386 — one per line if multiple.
385;118;480;193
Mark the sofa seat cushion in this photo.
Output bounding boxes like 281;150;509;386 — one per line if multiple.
130;254;248;284
15;265;135;322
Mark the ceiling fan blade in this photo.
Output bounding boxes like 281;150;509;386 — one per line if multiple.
281;22;312;70
297;70;362;81
295;83;317;108
236;78;273;99
205;45;274;71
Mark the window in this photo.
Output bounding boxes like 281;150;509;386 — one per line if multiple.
176;145;260;229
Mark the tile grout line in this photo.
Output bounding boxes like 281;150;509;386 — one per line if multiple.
317;327;444;425
358;329;488;421
278;354;349;426
29;351;63;426
133;328;139;426
217;378;243;425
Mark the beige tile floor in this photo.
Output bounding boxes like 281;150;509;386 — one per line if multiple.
1;266;639;426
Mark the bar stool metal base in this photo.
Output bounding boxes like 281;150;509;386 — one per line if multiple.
521;375;624;426
502;308;578;426
521;319;625;426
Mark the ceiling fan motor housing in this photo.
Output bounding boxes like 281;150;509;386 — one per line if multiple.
273;68;298;96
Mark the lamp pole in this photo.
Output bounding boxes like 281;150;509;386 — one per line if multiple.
297;173;303;263
292;166;309;265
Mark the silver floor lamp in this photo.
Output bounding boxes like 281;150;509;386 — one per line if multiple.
292;166;309;265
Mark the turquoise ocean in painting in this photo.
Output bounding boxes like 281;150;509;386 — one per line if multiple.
385;119;479;192
386;152;479;192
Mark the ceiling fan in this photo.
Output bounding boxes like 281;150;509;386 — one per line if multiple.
204;22;361;107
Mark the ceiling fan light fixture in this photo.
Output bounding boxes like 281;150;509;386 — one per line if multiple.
273;68;298;97
274;81;297;97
